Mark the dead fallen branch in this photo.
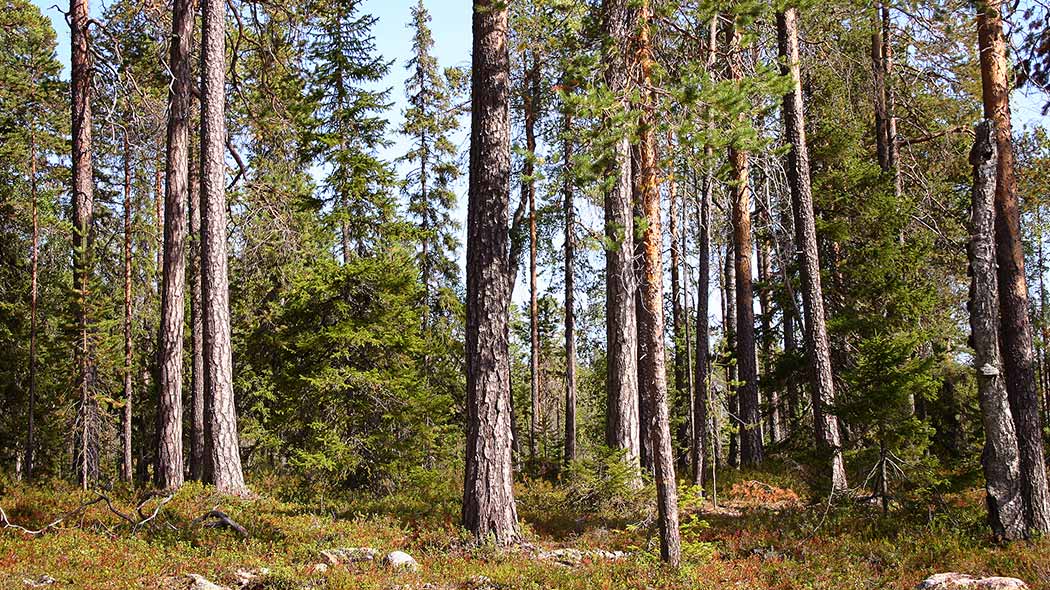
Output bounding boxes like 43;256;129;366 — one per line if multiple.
1;492;174;536
0;496;105;536
192;509;248;537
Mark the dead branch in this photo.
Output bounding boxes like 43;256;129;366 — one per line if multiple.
192;509;248;537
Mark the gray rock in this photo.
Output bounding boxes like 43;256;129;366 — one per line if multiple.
385;550;420;572
916;573;1028;590
22;575;56;588
186;574;229;590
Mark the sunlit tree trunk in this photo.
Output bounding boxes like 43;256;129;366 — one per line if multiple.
968;119;1025;541
201;0;247;494
462;0;519;543
635;0;680;564
977;0;1050;534
777;6;848;491
601;0;641;474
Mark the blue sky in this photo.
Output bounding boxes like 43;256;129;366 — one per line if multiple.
27;0;1050;317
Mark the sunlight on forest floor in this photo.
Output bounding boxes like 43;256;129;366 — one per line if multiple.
1;470;1048;590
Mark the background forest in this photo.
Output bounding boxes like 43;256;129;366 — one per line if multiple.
3;0;1050;587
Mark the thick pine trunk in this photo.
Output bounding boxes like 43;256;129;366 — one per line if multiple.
777;7;848;491
462;0;519;544
156;0;195;490
725;15;763;467
601;0;641;471
71;0;96;490
635;1;681;563
563;109;578;466
977;0;1050;534
968;119;1025;541
201;0;247;494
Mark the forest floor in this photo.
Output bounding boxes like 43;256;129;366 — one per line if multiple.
1;465;1048;590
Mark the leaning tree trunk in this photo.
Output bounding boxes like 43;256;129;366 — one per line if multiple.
601;0;641;473
563;107;578;466
776;6;848;491
968;119;1025;541
156;0;195;491
121;131;134;484
635;0;681;564
725;14;763;467
462;0;519;544
71;0;96;491
201;0;247;495
977;0;1050;534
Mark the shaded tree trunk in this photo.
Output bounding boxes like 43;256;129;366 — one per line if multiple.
635;0;680;563
725;15;763;467
723;241;738;468
777;6;848;491
978;0;1050;534
601;0;641;472
188;143;205;481
968;119;1025;541
26;129;40;481
563;108;577;466
121;131;134;484
201;0;247;494
462;0;519;544
668;140;687;471
524;53;540;468
156;0;195;490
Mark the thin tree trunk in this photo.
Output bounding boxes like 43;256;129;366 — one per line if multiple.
978;0;1050;534
121;131;134;485
188;141;205;481
156;0;195;490
756;201;778;444
201;0;247;495
723;241;738;468
777;6;848;491
635;0;680;563
524;53;540;467
26;129;40;481
633;146;653;474
969;119;1025;541
71;0;96;491
462;0;519;544
725;14;763;467
563;107;577;466
669;138;687;471
601;0;641;473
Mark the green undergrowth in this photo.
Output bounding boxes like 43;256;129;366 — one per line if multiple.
0;466;1047;590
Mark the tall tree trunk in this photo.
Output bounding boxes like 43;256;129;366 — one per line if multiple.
725;15;763;467
601;0;641;472
26;129;40;481
462;0;519;544
635;0;680;563
968;119;1025;541
188;142;205;481
777;6;848;491
201;0;247;495
978;0;1050;534
121;131;134;484
156;0;195;491
668;139;687;471
633;146;654;474
524;53;540;467
71;0;96;491
693;19;717;488
756;199;778;444
723;242;738;468
563;107;578;466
